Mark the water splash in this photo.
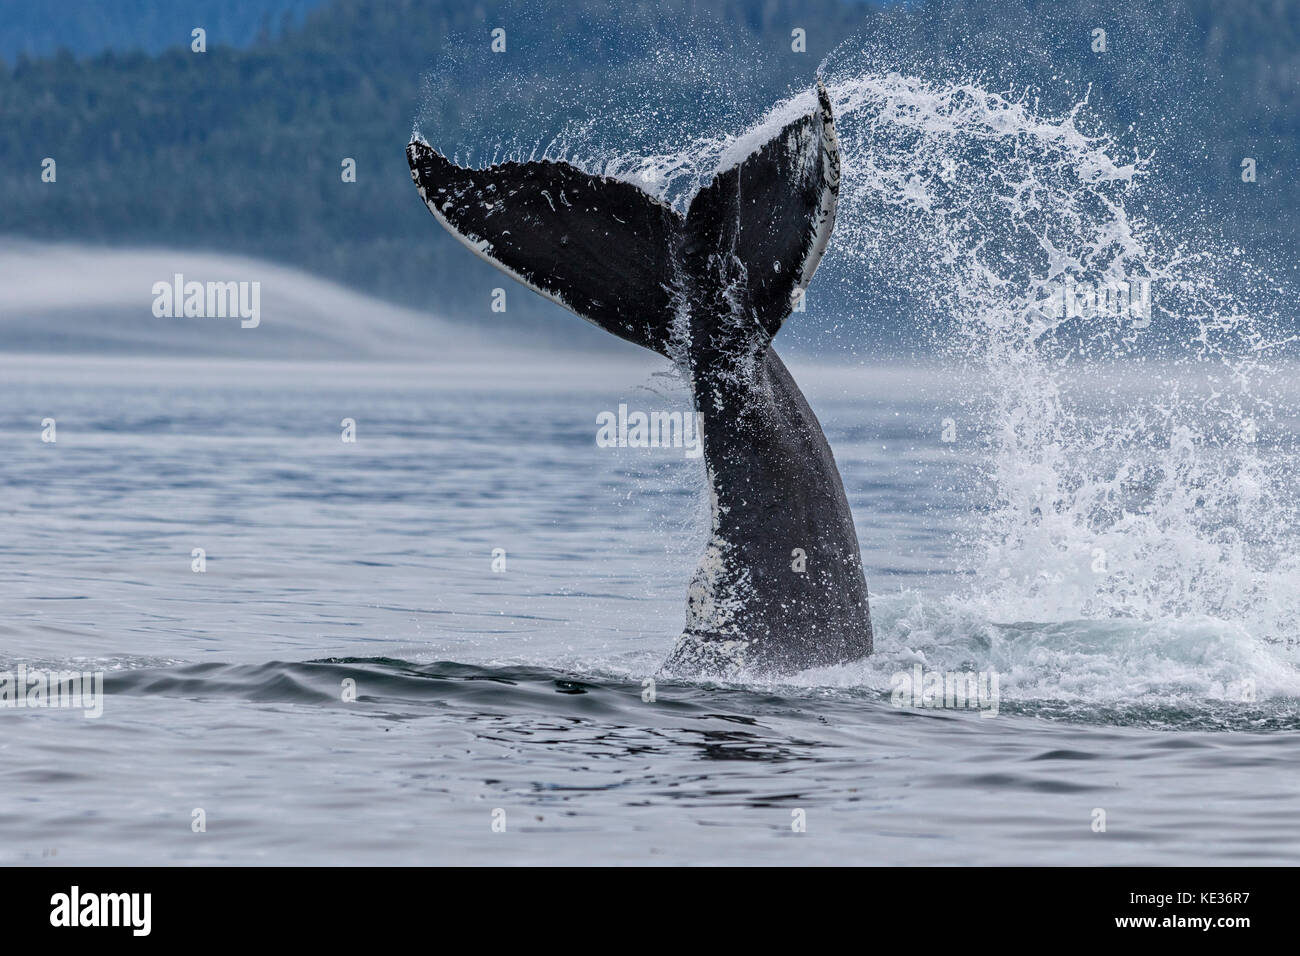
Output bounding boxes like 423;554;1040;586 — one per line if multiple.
604;65;1300;703
806;68;1297;704
416;21;1300;705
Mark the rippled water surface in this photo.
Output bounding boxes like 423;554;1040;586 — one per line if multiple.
1;354;1298;865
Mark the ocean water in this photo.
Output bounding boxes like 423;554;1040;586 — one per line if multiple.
2;352;1298;866
7;56;1300;866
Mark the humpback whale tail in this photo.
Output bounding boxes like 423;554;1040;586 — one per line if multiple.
408;81;872;677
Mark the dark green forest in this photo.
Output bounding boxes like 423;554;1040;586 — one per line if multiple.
1;0;1295;335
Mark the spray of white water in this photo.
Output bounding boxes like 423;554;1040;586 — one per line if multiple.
820;70;1299;707
422;30;1300;709
592;68;1300;708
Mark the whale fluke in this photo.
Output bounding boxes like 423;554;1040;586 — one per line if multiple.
406;141;683;355
408;81;872;676
682;82;841;353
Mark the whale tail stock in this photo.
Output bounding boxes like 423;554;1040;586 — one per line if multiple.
405;82;840;359
407;81;872;676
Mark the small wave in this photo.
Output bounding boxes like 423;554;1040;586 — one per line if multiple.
90;650;1300;733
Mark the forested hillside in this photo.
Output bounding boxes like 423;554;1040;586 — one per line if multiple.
1;0;1294;340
